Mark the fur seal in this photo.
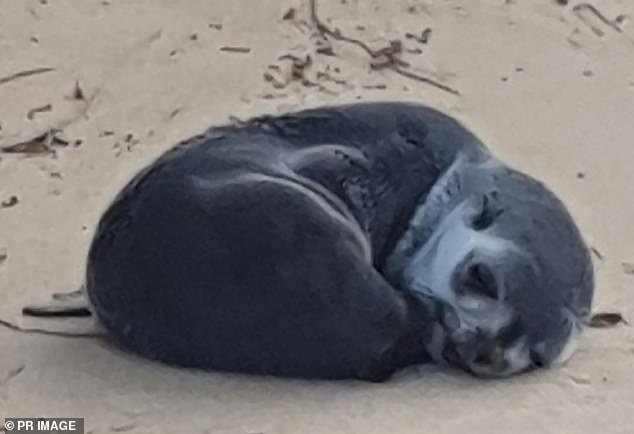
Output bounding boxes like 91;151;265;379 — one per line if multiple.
23;102;594;380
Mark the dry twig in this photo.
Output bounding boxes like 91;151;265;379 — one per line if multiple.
307;0;459;95
220;46;252;54
0;317;100;338
573;3;623;36
26;103;52;120
0;67;54;86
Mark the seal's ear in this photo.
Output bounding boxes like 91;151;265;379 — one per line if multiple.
22;287;92;318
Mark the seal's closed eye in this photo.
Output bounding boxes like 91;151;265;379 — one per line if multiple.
465;263;498;300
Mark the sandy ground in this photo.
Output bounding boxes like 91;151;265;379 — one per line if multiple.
1;0;633;432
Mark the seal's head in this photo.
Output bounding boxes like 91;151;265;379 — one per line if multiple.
390;155;594;377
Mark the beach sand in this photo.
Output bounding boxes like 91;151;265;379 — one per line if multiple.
1;0;633;432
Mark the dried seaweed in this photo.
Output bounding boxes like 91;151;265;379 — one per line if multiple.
1;129;68;155
587;312;626;328
308;0;459;95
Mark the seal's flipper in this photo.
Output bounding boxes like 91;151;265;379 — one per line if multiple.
22;287;92;318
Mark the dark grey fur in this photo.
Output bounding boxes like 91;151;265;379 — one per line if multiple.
27;102;593;380
86;102;479;380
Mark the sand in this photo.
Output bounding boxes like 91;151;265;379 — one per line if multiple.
1;0;633;432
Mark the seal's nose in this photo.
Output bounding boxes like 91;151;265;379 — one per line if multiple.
443;333;512;377
529;349;546;368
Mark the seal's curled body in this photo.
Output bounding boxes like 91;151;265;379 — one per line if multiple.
39;102;594;380
86;103;457;381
